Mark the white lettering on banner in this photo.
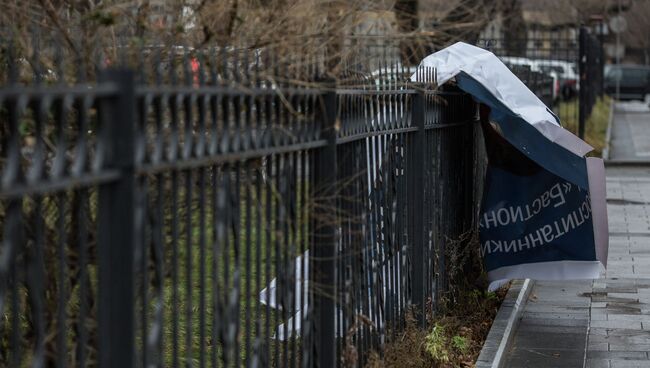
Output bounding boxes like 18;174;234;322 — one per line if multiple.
524;206;534;221
481;241;491;257
580;200;591;220
497;208;510;225
553;221;566;238
510;206;524;223
541;224;554;243
561;213;575;233
492;239;503;253
480;183;568;229
550;183;567;207
532;198;542;214
574;208;586;227
481;195;592;256
483;211;498;228
518;236;530;252
541;191;550;207
529;229;544;247
504;239;518;253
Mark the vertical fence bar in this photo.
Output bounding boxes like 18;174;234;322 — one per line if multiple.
97;69;136;368
578;26;587;139
312;86;337;368
598;24;605;97
407;88;426;327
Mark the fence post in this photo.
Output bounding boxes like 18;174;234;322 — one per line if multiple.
408;88;426;327
578;26;587;139
599;26;605;97
97;69;136;368
313;85;337;367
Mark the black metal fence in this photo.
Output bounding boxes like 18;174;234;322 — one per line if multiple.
0;47;486;368
0;27;603;366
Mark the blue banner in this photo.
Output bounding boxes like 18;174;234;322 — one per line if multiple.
413;42;607;285
480;165;596;272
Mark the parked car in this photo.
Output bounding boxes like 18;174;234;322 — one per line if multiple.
605;64;650;103
533;60;578;100
500;56;560;103
500;56;533;68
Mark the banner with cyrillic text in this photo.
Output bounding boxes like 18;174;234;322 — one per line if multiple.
480;166;595;270
478;120;603;287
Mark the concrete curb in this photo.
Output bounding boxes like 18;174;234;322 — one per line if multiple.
475;279;534;368
605;159;650;167
602;99;614;160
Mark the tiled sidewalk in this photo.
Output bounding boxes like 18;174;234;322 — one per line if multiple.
502;169;650;368
585;170;650;368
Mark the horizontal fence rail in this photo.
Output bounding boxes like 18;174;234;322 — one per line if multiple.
0;37;576;366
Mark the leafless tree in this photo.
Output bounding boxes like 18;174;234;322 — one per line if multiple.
1;0;515;81
500;0;527;55
394;0;500;65
622;0;650;64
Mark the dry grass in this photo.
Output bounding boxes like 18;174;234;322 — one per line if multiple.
363;232;507;368
373;286;507;368
557;96;611;157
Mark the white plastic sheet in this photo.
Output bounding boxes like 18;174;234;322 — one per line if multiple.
412;42;593;157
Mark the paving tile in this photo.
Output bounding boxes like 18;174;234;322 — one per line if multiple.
505;347;585;367
525;305;590;314
609;360;650;368
589;334;609;343
586;359;611;368
519;317;589;328
590;328;610;336
512;329;586;350
607;314;650;322
591;309;609;320
590;321;643;329
607;305;643;315
587;351;648;360
521;311;590;321
587;342;609;351
517;323;584;334
606;328;650;336
609;344;650;351
609;292;641;299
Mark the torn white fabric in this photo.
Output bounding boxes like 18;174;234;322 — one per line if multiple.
412;42;593;156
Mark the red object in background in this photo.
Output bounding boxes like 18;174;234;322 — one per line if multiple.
191;57;200;86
